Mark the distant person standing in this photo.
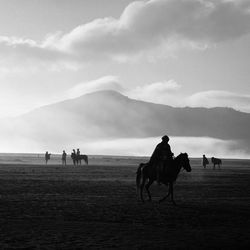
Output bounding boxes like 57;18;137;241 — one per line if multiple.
45;151;51;164
76;148;81;165
71;149;76;166
202;154;209;168
62;150;67;166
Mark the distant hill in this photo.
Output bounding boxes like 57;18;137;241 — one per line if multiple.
1;90;250;151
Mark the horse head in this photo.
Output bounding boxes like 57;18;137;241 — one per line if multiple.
178;153;192;172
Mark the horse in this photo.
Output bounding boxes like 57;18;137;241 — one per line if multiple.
136;153;191;205
71;153;88;165
76;154;88;165
211;157;222;169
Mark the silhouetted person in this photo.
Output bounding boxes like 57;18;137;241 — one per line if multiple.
202;154;209;168
77;148;80;156
62;150;67;166
71;149;76;166
149;135;174;185
45;151;51;164
76;148;81;165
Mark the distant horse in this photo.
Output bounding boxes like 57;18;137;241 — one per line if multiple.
71;153;88;165
211;157;222;169
136;153;192;205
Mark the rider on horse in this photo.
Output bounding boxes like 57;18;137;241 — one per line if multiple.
149;135;174;185
77;148;80;156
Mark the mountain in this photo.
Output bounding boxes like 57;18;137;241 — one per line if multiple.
1;90;250;152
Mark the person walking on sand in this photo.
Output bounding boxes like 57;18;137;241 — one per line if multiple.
149;135;174;185
62;150;67;166
45;151;51;165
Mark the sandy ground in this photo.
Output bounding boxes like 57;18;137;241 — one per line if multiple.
0;155;249;249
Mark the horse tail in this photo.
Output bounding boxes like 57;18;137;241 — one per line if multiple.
136;163;144;192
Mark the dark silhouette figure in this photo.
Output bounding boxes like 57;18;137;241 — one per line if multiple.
149;135;174;185
71;149;88;165
45;151;51;165
77;148;80;157
79;154;88;165
211;157;222;169
71;149;77;166
202;154;209;168
136;153;191;205
62;150;67;166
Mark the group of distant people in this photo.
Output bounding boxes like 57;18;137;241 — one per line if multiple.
44;136;221;182
44;136;174;181
202;154;222;169
45;148;82;166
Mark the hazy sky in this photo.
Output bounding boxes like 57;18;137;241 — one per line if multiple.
1;0;250;117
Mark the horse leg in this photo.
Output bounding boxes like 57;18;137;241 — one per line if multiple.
145;179;154;201
140;177;146;202
159;183;170;203
169;182;176;206
85;157;88;165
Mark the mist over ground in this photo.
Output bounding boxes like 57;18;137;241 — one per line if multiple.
0;136;248;159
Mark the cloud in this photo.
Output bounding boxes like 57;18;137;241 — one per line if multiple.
63;77;183;106
0;35;77;71
187;90;250;113
1;0;250;67
64;77;250;114
66;76;124;99
53;0;250;61
127;80;182;105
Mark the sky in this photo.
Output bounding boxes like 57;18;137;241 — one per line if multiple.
0;0;250;118
0;0;250;156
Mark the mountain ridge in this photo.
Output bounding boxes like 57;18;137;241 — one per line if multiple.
16;90;250;140
24;90;247;117
1;90;250;153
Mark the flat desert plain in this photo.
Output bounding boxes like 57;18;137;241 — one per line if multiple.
0;154;249;249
